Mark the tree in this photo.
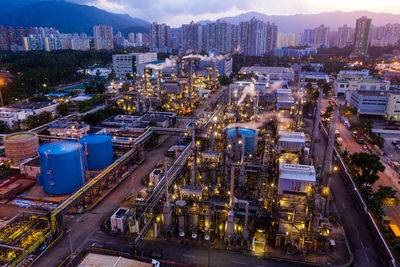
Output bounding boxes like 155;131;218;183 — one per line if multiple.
370;132;385;149
121;82;131;92
322;106;333;119
0;121;9;134
148;120;158;127
56;103;70;116
25;111;53;129
373;186;400;207
219;74;232;86
96;82;106;94
125;73;133;80
107;69;116;82
350;152;385;187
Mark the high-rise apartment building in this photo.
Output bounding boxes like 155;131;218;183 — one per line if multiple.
149;22;171;52
93;24;114;50
337;25;353;48
182;22;202;53
112;52;157;78
239;18;277;56
203;21;236;54
314;25;329;46
302;29;315;45
352;16;371;56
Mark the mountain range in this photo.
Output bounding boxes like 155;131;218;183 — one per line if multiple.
198;10;400;33
0;1;400;35
0;0;149;34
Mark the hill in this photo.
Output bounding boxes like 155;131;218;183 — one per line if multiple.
0;0;149;34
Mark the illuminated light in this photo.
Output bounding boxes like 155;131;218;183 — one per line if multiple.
286;232;289;235
219;225;223;230
271;183;274;187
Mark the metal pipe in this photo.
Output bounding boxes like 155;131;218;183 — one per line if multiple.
164;161;169;205
230;166;235;207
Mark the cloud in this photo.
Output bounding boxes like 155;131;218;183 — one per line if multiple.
69;0;400;27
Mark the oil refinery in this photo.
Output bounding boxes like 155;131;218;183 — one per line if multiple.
0;56;353;267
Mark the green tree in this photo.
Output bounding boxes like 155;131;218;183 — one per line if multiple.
121;82;131;92
350;152;385;187
25;111;53;129
219;74;232;86
107;69;116;81
96;82;106;94
373;186;400;207
148;120;158;127
56;103;70;116
370;132;385;149
322;106;333;119
0;121;9;134
125;73;133;80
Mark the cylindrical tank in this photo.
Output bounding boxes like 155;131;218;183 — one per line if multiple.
3;132;38;161
226;127;258;156
80;134;113;171
38;141;86;195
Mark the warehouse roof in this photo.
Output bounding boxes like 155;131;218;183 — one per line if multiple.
79;253;152;267
278;131;305;143
279;163;315;182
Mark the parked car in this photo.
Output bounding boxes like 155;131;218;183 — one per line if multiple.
362;144;368;150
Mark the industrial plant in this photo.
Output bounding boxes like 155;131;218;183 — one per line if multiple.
0;55;350;267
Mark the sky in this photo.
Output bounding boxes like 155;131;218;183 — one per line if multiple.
69;0;400;27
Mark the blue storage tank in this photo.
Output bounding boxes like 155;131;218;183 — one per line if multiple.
38;141;86;195
81;134;113;171
226;127;258;156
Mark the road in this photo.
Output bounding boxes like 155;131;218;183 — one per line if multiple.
314;122;386;267
322;98;400;227
33;135;180;266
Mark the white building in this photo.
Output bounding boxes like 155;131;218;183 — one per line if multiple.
277;131;305;152
48;121;90;138
278;164;316;195
386;92;400;120
112;52;157;78
335;78;390;104
239;66;295;81
0;108;27;128
337;69;369;80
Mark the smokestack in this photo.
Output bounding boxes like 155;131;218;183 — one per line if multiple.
189;60;193;108
234;127;239;162
142;81;147;112
241;132;245;164
191;128;197;185
157;70;162;98
230;166;235;208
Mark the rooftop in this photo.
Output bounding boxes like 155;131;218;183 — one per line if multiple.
239;66;294;74
7;101;57;110
79;253;152;267
278;131;306;143
279;163;316;182
49;121;89;130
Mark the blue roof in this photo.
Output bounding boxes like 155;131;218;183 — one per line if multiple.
38;141;79;155
80;134;111;145
302;72;328;75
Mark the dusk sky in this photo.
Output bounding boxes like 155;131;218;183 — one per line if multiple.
70;0;400;26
